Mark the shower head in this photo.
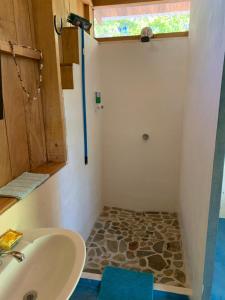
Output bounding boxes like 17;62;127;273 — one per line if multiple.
140;27;153;43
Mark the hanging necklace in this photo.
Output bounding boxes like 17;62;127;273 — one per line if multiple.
8;41;45;168
8;40;43;101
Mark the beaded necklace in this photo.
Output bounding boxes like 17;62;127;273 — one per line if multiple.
8;41;45;167
8;40;43;101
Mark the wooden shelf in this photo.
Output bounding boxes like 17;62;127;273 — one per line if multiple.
31;161;66;176
0;40;42;60
0;198;17;215
96;31;189;43
0;162;66;215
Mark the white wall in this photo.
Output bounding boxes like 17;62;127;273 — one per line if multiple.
100;38;188;212
0;33;103;241
179;0;225;299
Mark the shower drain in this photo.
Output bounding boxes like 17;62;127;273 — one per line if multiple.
23;290;38;300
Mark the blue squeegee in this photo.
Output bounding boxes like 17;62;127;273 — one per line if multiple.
98;267;154;300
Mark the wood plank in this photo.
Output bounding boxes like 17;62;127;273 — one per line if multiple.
84;4;94;36
16;59;47;169
32;161;66;176
0;198;17;215
0;40;42;60
53;0;68;26
61;64;74;89
61;27;80;64
96;31;189;42
0;121;12;187
32;0;67;162
84;4;90;21
0;56;3;120
13;0;34;45
0;20;17;42
0;0;15;22
13;0;47;169
1;55;30;178
27;0;37;47
81;0;93;6
69;0;85;17
93;0;166;6
154;31;189;38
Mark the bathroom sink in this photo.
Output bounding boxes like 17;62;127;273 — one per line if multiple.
0;228;86;300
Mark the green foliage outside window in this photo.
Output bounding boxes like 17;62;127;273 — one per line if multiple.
94;14;190;38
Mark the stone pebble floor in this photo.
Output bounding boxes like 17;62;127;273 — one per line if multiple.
84;206;187;287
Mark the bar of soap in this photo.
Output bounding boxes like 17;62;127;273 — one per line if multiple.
0;229;23;251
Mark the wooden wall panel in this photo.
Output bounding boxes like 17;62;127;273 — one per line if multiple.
53;0;68;25
84;4;94;36
0;0;29;178
2;56;30;177
0;0;48;180
13;0;34;45
61;27;79;64
69;0;85;17
0;20;17;42
13;0;47;169
0;1;16;42
32;0;67;162
0;0;68;188
17;60;47;169
0;120;12;186
61;65;74;89
0;0;15;22
0;0;15;183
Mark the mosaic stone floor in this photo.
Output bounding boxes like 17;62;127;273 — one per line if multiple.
84;207;187;287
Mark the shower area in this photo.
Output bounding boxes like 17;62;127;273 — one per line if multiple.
83;34;189;291
84;207;185;286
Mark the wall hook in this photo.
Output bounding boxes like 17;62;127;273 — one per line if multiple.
54;15;63;35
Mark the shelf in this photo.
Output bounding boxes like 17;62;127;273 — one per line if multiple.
96;31;189;43
0;40;42;60
0;162;66;215
31;161;66;176
0;198;17;215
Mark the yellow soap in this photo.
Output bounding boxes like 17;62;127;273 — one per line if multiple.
0;229;23;251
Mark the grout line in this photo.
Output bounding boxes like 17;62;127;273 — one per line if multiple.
81;272;193;296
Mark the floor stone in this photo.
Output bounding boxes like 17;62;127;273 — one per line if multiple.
84;206;187;287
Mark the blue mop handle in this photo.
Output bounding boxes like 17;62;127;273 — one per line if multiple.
81;28;88;165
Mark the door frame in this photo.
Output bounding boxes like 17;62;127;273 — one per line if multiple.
203;55;225;299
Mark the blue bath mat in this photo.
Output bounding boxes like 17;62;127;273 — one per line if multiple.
70;278;190;300
98;267;153;300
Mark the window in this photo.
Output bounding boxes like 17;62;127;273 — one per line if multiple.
94;0;191;38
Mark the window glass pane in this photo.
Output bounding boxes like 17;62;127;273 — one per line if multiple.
94;1;190;38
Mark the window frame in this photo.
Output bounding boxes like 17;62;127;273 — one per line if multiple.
93;0;191;41
95;31;189;42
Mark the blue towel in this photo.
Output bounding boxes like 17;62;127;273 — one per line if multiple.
98;267;153;300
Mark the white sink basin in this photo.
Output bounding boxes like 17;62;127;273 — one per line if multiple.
0;228;86;300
